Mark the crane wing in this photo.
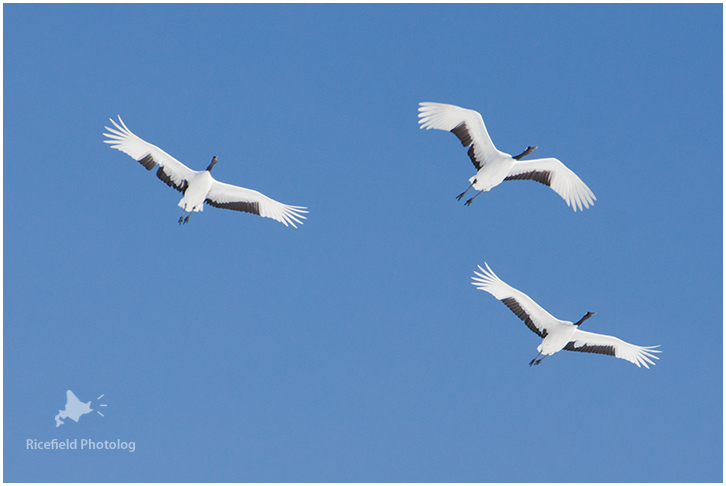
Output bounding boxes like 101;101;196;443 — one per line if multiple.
418;102;504;170
505;157;596;211
205;180;308;228
566;329;661;368
471;263;564;338
103;116;197;193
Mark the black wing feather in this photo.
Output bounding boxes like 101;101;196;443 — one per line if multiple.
563;342;616;356
156;166;189;193
205;199;261;216
504;170;553;187
501;297;547;338
138;154;158;171
450;122;482;170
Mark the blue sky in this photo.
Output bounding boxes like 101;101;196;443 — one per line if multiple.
3;3;722;483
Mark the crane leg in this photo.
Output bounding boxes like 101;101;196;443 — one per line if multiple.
457;182;475;201
464;191;484;206
179;209;190;225
529;351;543;367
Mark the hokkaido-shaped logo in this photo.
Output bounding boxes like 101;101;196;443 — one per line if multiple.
55;390;107;427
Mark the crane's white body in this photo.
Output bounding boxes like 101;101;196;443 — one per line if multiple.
103;116;307;227
418;102;596;211
468;157;513;193
537;323;579;357
179;170;214;214
472;263;660;368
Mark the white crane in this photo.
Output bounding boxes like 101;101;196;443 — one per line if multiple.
418;102;596;211
103;116;307;227
472;263;660;368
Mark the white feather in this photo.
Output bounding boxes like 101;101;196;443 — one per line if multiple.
103;116;307;226
472;263;660;367
418;102;596;211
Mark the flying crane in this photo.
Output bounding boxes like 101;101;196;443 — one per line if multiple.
103;116;307;226
472;263;660;367
418;102;596;211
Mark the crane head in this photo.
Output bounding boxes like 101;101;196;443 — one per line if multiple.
206;156;218;172
574;311;596;326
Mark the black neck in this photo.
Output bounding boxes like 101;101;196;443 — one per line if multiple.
513;146;538;160
206;156;218;171
574;312;596;326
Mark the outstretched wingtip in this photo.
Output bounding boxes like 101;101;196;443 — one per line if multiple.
477;262;495;276
472;263;499;289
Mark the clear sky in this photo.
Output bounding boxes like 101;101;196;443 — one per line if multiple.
3;3;722;483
